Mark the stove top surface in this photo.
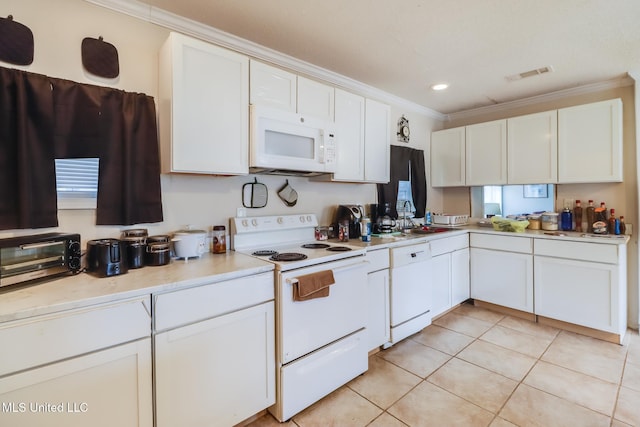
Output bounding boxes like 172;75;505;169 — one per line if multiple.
231;214;365;270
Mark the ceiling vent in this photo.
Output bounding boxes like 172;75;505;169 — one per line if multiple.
506;66;554;81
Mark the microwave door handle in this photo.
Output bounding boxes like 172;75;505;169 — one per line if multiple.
318;130;325;164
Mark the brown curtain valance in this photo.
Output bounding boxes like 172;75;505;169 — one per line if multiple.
0;66;163;230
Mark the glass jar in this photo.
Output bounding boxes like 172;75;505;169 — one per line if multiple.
211;225;226;254
541;212;559;231
527;215;541;230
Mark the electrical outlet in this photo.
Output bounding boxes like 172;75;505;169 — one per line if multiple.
625;223;632;235
236;207;247;217
563;198;574;209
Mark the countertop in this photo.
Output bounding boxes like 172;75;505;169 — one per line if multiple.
0;225;629;323
0;251;274;323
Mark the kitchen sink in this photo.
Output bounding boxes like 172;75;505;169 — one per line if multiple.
409;227;455;234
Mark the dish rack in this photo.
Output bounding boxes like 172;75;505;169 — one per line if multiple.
432;214;469;226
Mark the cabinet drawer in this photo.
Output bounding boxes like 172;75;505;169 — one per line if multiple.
0;296;151;376
365;248;389;272
389;242;430;268
534;239;619;264
154;272;274;331
431;234;469;256
470;233;532;254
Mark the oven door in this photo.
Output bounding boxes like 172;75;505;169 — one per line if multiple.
278;257;367;363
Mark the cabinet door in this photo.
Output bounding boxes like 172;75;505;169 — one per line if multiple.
0;339;152;427
431;127;466;187
431;253;451;319
466;119;507;185
364;98;391;183
155;302;275;427
249;60;297;112
159;32;249;175
558;98;623;183
534;256;621;334
470;248;533;312
451;247;470;306
508;111;558;184
333;89;365;181
297;76;334;121
367;269;390;350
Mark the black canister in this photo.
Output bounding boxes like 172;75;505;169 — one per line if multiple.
145;242;171;266
123;237;146;269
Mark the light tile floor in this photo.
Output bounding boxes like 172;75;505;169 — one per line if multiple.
248;303;640;427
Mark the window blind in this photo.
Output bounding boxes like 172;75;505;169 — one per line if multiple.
55;158;99;201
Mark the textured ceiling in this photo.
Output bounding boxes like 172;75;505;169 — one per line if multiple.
141;0;640;114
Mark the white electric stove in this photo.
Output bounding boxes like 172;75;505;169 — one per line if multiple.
230;214;369;422
230;214;365;271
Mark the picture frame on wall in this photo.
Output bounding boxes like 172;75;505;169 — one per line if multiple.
523;184;548;198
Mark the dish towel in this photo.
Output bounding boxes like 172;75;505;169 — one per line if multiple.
293;270;335;301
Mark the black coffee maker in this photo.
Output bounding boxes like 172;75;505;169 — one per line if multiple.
334;205;363;238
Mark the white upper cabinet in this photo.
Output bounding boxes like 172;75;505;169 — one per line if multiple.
159;32;249;175
507;110;558;184
333;89;366;181
431;127;466;187
465;119;508;185
364;98;391;183
297;76;335;121
249;60;297;112
558;98;623;183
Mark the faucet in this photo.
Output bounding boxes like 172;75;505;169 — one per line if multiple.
400;200;414;234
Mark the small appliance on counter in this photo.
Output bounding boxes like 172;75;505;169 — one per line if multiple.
334;205;364;238
0;232;82;289
172;228;208;259
86;239;128;277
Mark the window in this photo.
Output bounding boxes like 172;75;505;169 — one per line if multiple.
473;184;555;218
55;158;99;209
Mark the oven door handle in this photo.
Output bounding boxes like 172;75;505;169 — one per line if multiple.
285;260;369;284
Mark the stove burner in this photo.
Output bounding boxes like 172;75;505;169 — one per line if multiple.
301;243;331;249
270;252;308;262
326;246;353;252
253;250;278;256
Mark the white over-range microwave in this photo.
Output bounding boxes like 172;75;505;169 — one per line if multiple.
249;105;337;176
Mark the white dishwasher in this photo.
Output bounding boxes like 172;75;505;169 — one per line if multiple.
388;241;432;346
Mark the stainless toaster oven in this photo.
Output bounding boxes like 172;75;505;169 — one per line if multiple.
0;233;82;289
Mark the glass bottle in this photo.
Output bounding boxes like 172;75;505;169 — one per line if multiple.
586;200;595;233
561;207;573;231
608;209;617;235
574;200;583;232
600;202;608;221
619;216;626;235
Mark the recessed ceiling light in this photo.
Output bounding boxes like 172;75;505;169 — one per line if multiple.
431;83;449;91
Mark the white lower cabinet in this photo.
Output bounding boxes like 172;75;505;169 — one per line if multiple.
153;272;275;427
534;239;627;342
365;248;390;350
431;234;470;318
470;233;534;313
0;297;153;427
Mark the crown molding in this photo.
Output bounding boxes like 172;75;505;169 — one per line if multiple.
85;0;446;120
446;75;635;122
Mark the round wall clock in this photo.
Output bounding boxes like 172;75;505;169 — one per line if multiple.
397;115;410;143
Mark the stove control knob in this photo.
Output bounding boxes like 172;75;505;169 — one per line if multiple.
306;215;312;222
251;219;258;227
299;216;305;223
277;217;284;224
241;219;249;228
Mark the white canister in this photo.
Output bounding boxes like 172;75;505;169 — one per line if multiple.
541;212;559;231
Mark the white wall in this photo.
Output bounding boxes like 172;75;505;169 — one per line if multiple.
0;0;442;244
